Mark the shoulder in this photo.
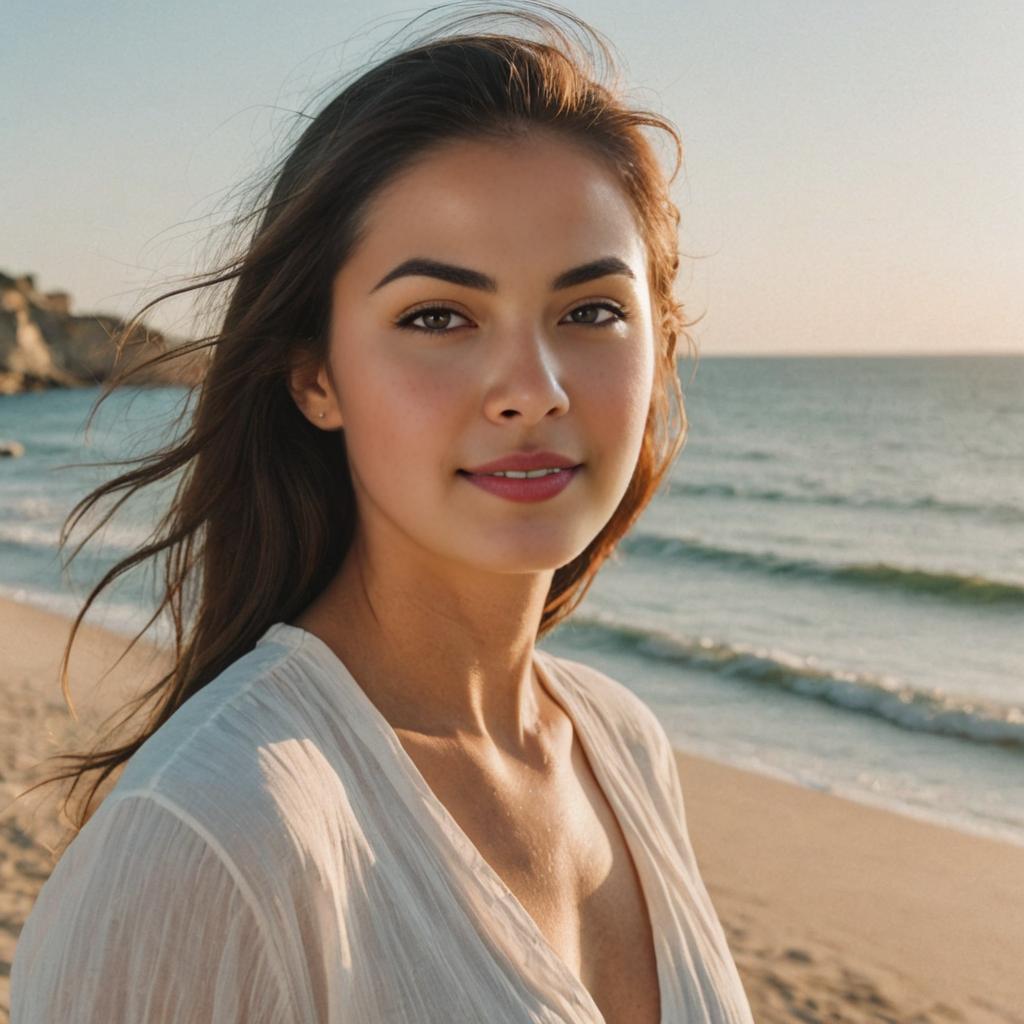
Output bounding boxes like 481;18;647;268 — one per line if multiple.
536;648;673;776
105;633;341;872
537;649;693;849
113;636;296;796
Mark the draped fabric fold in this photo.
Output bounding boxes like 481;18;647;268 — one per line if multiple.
12;623;753;1023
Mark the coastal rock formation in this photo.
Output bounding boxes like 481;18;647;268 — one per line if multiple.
0;270;207;394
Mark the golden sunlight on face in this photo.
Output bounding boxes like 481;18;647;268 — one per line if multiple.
326;133;657;577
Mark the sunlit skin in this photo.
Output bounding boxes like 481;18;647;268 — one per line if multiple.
287;135;665;1017
287;133;656;773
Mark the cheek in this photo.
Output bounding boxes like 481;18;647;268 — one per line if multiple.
584;341;655;430
334;349;464;479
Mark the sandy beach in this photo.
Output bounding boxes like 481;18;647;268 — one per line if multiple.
1;594;1021;1023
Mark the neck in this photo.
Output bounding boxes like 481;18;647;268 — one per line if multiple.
292;540;561;755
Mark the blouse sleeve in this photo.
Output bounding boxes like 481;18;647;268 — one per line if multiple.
11;792;289;1024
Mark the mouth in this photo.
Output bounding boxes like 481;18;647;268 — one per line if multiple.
456;464;584;504
456;464;584;477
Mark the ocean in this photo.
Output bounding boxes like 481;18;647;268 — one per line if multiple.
1;355;1021;847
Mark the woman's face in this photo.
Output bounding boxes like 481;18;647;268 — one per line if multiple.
315;134;656;579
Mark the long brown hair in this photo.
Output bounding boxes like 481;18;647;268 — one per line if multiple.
22;0;696;842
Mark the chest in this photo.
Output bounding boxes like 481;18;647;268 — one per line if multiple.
398;733;662;1024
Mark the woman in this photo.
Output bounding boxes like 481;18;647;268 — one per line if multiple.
11;3;753;1021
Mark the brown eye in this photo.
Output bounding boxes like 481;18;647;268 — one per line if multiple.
395;306;472;333
419;310;452;330
564;302;629;326
395;301;629;334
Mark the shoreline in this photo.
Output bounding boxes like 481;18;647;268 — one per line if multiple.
2;595;1023;1022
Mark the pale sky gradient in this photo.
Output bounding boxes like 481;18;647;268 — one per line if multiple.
3;0;1022;355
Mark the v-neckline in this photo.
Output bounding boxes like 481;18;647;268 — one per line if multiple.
269;622;667;1024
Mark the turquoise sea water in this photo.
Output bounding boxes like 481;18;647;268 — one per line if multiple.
1;356;1021;845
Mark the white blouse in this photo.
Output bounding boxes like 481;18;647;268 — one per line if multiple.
11;622;753;1023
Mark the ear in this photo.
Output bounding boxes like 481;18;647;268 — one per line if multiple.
286;345;343;430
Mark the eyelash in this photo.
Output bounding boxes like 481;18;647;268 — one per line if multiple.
394;301;631;334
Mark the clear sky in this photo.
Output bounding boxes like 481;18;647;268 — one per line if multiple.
4;0;1022;355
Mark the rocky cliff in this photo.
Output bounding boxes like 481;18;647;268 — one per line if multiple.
0;270;208;394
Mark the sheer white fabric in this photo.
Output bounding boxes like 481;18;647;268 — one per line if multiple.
12;622;753;1023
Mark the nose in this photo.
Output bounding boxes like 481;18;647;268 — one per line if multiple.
482;329;570;425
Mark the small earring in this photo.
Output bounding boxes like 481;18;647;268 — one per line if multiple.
318;412;325;419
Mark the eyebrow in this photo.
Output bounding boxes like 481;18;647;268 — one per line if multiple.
369;255;636;295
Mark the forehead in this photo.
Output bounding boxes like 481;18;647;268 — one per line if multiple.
346;135;644;280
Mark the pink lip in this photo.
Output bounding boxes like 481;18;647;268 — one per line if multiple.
463;450;580;474
458;464;582;503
